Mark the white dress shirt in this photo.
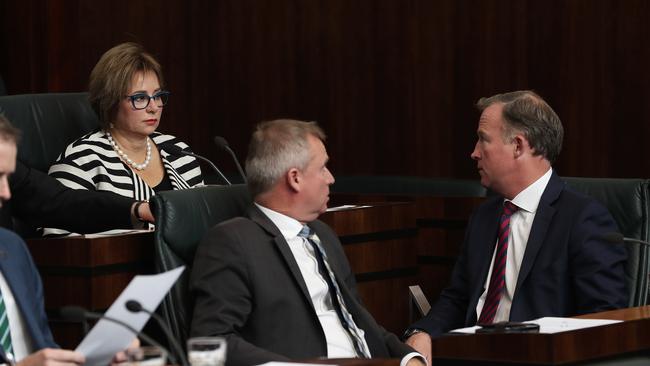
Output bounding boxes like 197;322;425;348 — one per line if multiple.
0;270;34;361
255;204;422;366
256;204;363;357
475;168;553;323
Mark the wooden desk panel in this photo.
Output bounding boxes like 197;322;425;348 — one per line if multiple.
330;195;485;304
356;276;418;335
26;231;155;310
25;231;155;349
432;306;650;365
322;203;419;334
27;231;154;267
412;197;484;305
321;202;417;235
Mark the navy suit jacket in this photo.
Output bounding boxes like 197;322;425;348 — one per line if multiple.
190;206;414;366
1;161;134;233
410;173;628;338
0;228;57;362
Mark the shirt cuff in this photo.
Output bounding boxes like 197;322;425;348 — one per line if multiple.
400;351;425;366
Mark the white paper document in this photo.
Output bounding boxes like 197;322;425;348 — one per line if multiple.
529;317;621;333
76;266;185;366
83;229;152;238
326;204;372;212
450;316;621;334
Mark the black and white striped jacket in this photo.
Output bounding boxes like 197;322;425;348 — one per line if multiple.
45;130;204;234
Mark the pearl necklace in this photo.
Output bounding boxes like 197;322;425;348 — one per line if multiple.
106;131;152;171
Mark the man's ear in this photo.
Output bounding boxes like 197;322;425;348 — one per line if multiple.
287;168;301;192
512;135;527;158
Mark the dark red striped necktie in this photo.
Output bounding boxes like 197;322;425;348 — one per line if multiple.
478;201;519;324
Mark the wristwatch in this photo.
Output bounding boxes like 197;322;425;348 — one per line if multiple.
402;328;426;340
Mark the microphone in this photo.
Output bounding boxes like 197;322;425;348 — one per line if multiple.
214;136;247;183
602;232;650;247
59;306;169;355
164;144;231;185
125;300;189;366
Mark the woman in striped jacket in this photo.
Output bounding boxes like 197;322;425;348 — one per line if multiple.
47;43;203;234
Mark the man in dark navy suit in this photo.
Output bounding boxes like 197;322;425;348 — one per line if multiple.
404;91;627;361
0;115;85;365
0;115;138;366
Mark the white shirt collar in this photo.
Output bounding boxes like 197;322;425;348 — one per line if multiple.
255;202;304;240
509;168;553;213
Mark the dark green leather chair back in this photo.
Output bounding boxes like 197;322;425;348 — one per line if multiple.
0;92;98;172
0;93;98;235
151;184;252;347
564;177;650;307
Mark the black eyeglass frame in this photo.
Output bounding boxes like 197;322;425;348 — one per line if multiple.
126;90;171;110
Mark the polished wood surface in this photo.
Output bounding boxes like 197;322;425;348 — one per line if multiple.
2;1;650;179
578;305;650;322
324;195;486;329
25;231;155;349
26;231;155;310
27;231;154;267
322;203;419;335
432;306;650;365
321;202;416;237
412;197;485;303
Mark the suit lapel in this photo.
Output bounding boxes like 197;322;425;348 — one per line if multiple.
248;206;315;310
0;251;5;362
0;240;44;351
515;172;562;290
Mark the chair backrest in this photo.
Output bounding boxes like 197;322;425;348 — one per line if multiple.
0;92;99;172
151;184;252;347
564;177;650;307
0;93;98;236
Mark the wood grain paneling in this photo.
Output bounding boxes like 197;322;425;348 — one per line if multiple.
2;1;648;179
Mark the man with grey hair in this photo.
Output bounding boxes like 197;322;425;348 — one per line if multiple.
190;119;424;366
404;91;627;360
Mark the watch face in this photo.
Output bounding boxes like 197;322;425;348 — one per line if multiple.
403;328;423;339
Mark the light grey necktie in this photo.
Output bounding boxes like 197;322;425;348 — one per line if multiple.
298;225;371;358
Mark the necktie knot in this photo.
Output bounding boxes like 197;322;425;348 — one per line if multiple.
503;201;518;216
298;225;312;239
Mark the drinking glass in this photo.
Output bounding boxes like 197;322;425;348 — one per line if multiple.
126;346;167;366
187;337;227;366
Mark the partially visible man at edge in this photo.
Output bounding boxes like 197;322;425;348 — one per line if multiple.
404;90;627;360
190;119;426;366
0;115;137;366
0;115;154;233
6;161;154;232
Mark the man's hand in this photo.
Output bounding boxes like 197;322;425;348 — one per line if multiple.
131;201;154;228
17;348;85;366
111;338;141;365
138;202;154;223
406;332;432;366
